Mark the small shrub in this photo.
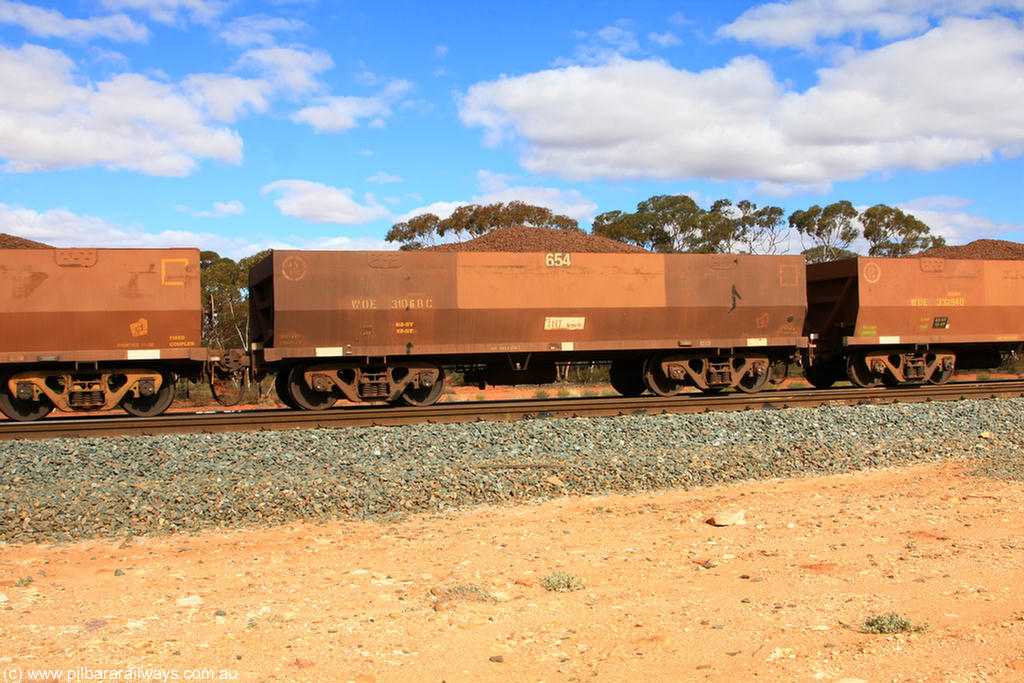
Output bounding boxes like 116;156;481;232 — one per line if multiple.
556;387;571;398
533;388;550;399
860;612;928;634
15;576;34;587
541;571;584;592
581;388;599;398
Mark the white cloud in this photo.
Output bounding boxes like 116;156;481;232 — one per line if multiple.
560;22;641;66
292;78;413;132
191;199;245;218
395;200;468;223
182;73;270;122
473;170;597;221
235;46;333;95
899;196;1024;245
303;235;395;251
0;202;252;255
220;14;307;48
396;172;598;225
718;0;1024;49
366;171;403;184
0;0;148;42
100;0;226;26
648;31;681;47
261;180;389;224
0;44;242;175
460;17;1024;189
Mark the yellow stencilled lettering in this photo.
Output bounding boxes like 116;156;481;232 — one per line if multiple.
168;335;185;340
395;321;416;335
545;253;572;267
168;340;196;347
351;298;378;309
910;298;929;306
390;297;434;310
936;297;965;306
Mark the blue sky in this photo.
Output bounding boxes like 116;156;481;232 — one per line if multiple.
1;0;1023;259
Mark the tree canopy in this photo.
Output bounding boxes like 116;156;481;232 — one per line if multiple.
386;201;578;250
860;203;946;257
592;194;944;262
592;195;790;254
200;249;269;349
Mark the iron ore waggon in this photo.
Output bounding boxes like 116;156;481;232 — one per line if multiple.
247;250;809;409
0;248;206;420
803;256;1024;387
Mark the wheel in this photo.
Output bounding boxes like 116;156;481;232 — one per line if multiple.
736;361;770;393
928;364;955;385
122;372;176;417
210;370;249;406
609;359;646;397
846;353;882;388
643;356;685;397
803;363;839;389
274;367;300;409
0;378;54;421
395;368;446;407
287;365;336;411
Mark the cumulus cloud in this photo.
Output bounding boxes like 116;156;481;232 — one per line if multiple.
100;0;226;26
292;78;413;132
396;171;598;224
366;171;403;184
718;0;1024;49
898;196;1024;245
459;17;1024;190
181;73;271;122
0;44;242;175
235;46;333;95
473;170;598;221
559;22;641;66
190;199;245;218
261;180;390;224
0;0;148;42
0;202;252;255
394;200;469;223
220;14;307;48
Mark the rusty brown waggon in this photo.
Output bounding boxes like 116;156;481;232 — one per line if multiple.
0;248;206;420
249;250;808;409
804;257;1024;388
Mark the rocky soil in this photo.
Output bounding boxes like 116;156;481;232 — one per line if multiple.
2;455;1024;683
3;398;1023;545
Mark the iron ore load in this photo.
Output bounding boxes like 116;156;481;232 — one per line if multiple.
0;248;206;420
248;250;809;408
2;229;1024;422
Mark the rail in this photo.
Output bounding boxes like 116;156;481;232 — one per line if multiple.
2;380;1023;442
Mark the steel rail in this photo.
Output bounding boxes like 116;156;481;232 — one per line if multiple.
2;380;1023;442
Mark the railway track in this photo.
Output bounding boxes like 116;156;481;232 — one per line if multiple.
2;380;1023;442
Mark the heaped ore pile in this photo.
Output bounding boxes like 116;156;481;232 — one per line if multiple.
920;238;1024;260
0;233;53;248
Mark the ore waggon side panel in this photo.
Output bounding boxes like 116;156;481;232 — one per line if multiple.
0;248;204;363
805;256;1024;386
807;257;1024;349
251;250;808;361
